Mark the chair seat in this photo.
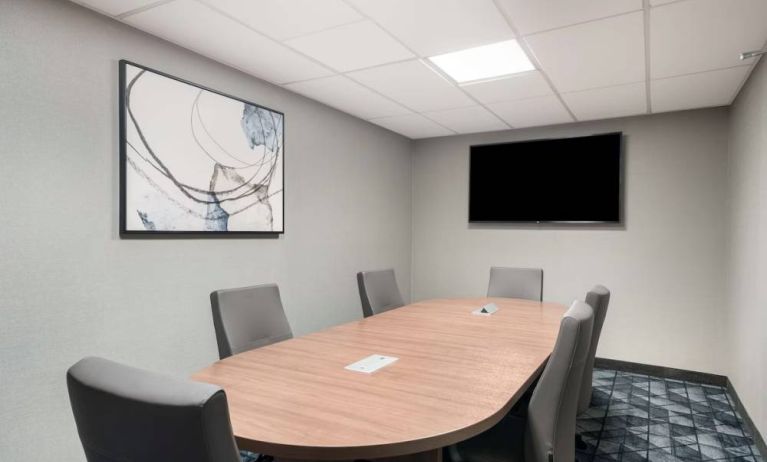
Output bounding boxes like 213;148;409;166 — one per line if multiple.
453;414;526;462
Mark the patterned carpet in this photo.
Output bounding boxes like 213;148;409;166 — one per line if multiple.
576;369;764;462
240;451;261;462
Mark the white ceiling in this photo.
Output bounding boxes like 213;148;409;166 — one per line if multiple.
72;0;767;139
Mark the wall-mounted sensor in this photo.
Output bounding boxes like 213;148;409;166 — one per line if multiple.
740;50;766;60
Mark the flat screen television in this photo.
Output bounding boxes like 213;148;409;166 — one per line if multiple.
469;132;622;223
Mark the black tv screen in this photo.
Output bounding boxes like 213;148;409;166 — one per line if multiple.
469;132;622;223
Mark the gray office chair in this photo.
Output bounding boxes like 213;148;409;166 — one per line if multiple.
450;300;594;462
67;356;243;462
357;269;405;318
577;285;611;414
487;267;544;301
210;283;293;359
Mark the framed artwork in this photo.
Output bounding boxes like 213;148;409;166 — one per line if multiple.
119;60;284;236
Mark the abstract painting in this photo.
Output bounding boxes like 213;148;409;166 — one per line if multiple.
119;60;284;236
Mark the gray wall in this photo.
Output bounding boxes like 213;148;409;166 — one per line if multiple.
726;57;767;439
0;0;412;460
3;0;764;459
411;109;731;375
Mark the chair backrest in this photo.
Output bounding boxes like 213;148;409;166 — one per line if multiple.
210;283;293;359
67;357;240;462
577;285;611;413
357;269;405;318
487;267;543;301
525;301;594;462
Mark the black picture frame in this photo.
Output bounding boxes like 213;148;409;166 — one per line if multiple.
119;60;285;238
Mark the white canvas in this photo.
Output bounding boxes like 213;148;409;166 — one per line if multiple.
121;62;284;234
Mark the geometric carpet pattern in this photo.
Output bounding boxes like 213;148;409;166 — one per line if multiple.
576;369;765;462
239;450;262;462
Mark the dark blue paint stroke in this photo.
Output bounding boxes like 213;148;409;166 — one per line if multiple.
241;105;279;150
137;210;156;230
204;194;229;231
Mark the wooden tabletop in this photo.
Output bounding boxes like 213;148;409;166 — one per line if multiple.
193;297;567;460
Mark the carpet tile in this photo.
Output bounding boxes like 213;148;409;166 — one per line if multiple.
577;369;764;462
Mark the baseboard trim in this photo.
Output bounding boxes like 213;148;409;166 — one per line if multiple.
594;357;727;386
594;357;765;460
726;378;767;460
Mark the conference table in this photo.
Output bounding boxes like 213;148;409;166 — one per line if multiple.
193;297;567;462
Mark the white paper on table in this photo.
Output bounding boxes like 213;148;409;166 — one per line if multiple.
345;354;399;373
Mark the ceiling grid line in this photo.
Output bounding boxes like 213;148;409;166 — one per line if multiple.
521;8;644;38
343;71;460;135
279;56;421;86
331;0;460;134
271;0;644;79
414;58;513;132
652;63;754;82
115;0;425;123
491;0;578;123
116;0;175;19
192;0;336;76
650;0;697;9
276;18;370;43
71;0;767;139
643;0;653;113
338;0;511;134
